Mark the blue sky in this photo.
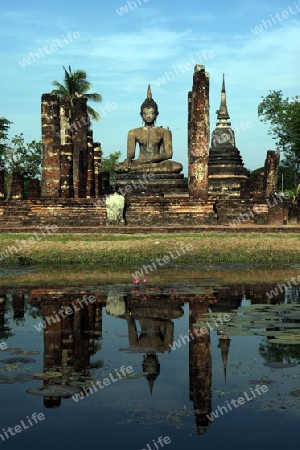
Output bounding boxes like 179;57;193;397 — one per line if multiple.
1;0;299;175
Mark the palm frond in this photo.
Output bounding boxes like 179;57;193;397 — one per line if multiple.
51;66;102;120
87;105;100;121
86;93;102;103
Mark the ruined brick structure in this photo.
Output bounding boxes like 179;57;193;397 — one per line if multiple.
263;150;280;197
188;65;210;199
41;94;102;199
0;66;296;227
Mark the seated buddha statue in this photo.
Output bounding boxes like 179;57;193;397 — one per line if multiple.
115;85;183;174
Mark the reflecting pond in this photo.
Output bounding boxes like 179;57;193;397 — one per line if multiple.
0;271;300;449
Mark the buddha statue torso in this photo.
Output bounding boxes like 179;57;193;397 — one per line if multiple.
115;85;182;174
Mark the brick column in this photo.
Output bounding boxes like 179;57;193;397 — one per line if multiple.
188;65;210;199
93;143;102;197
11;172;24;199
263;150;280;197
41;94;61;198
28;179;40;199
72;97;88;198
86;130;95;198
60;144;74;198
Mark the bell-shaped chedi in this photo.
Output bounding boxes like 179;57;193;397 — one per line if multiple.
208;75;249;197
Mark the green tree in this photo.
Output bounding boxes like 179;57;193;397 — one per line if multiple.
258;90;300;188
101;151;121;182
3;133;42;199
52;66;102;121
0;117;12;160
250;165;295;192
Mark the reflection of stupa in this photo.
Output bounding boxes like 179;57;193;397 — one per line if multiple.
142;354;160;395
218;334;231;383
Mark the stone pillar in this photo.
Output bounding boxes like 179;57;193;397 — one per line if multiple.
11;172;24;199
28;179;40;199
86;130;95;198
60;144;74;198
59;98;71;145
41;94;61;198
101;172;110;192
0;170;4;201
263;150;280;197
93;143;102;197
188;65;210;199
72;97;88;198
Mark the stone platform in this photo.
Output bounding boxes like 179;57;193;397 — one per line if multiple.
114;172;186;194
0;194;292;229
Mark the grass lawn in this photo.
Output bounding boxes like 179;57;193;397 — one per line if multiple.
0;232;299;267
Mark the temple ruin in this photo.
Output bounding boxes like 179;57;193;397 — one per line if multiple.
0;65;297;228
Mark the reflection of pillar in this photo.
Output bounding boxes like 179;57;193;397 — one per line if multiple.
43;295;62;369
43;295;62;409
0;296;6;331
12;294;25;321
73;297;92;372
40;293;102;407
95;302;103;339
188;65;210;199
189;294;213;434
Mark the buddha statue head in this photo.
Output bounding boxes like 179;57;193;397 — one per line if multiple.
140;85;159;125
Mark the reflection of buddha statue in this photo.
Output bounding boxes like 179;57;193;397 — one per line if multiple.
115;85;183;174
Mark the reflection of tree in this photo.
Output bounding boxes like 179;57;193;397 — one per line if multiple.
259;337;300;363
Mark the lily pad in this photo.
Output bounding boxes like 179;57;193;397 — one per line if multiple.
290;390;300;397
33;372;62;380
196;303;300;341
268;337;300;345
8;348;22;354
0;357;36;364
118;347;156;353
264;362;297;368
249;379;275;384
0;363;22;372
0;374;34;384
22;350;39;355
27;384;81;397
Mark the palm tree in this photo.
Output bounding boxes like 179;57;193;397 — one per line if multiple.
51;66;102;121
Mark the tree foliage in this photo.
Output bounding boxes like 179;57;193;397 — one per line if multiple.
258;90;300;188
1;133;42;199
101;151;121;182
250;165;295;192
0;117;12;159
52;66;102;121
3;133;42;178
